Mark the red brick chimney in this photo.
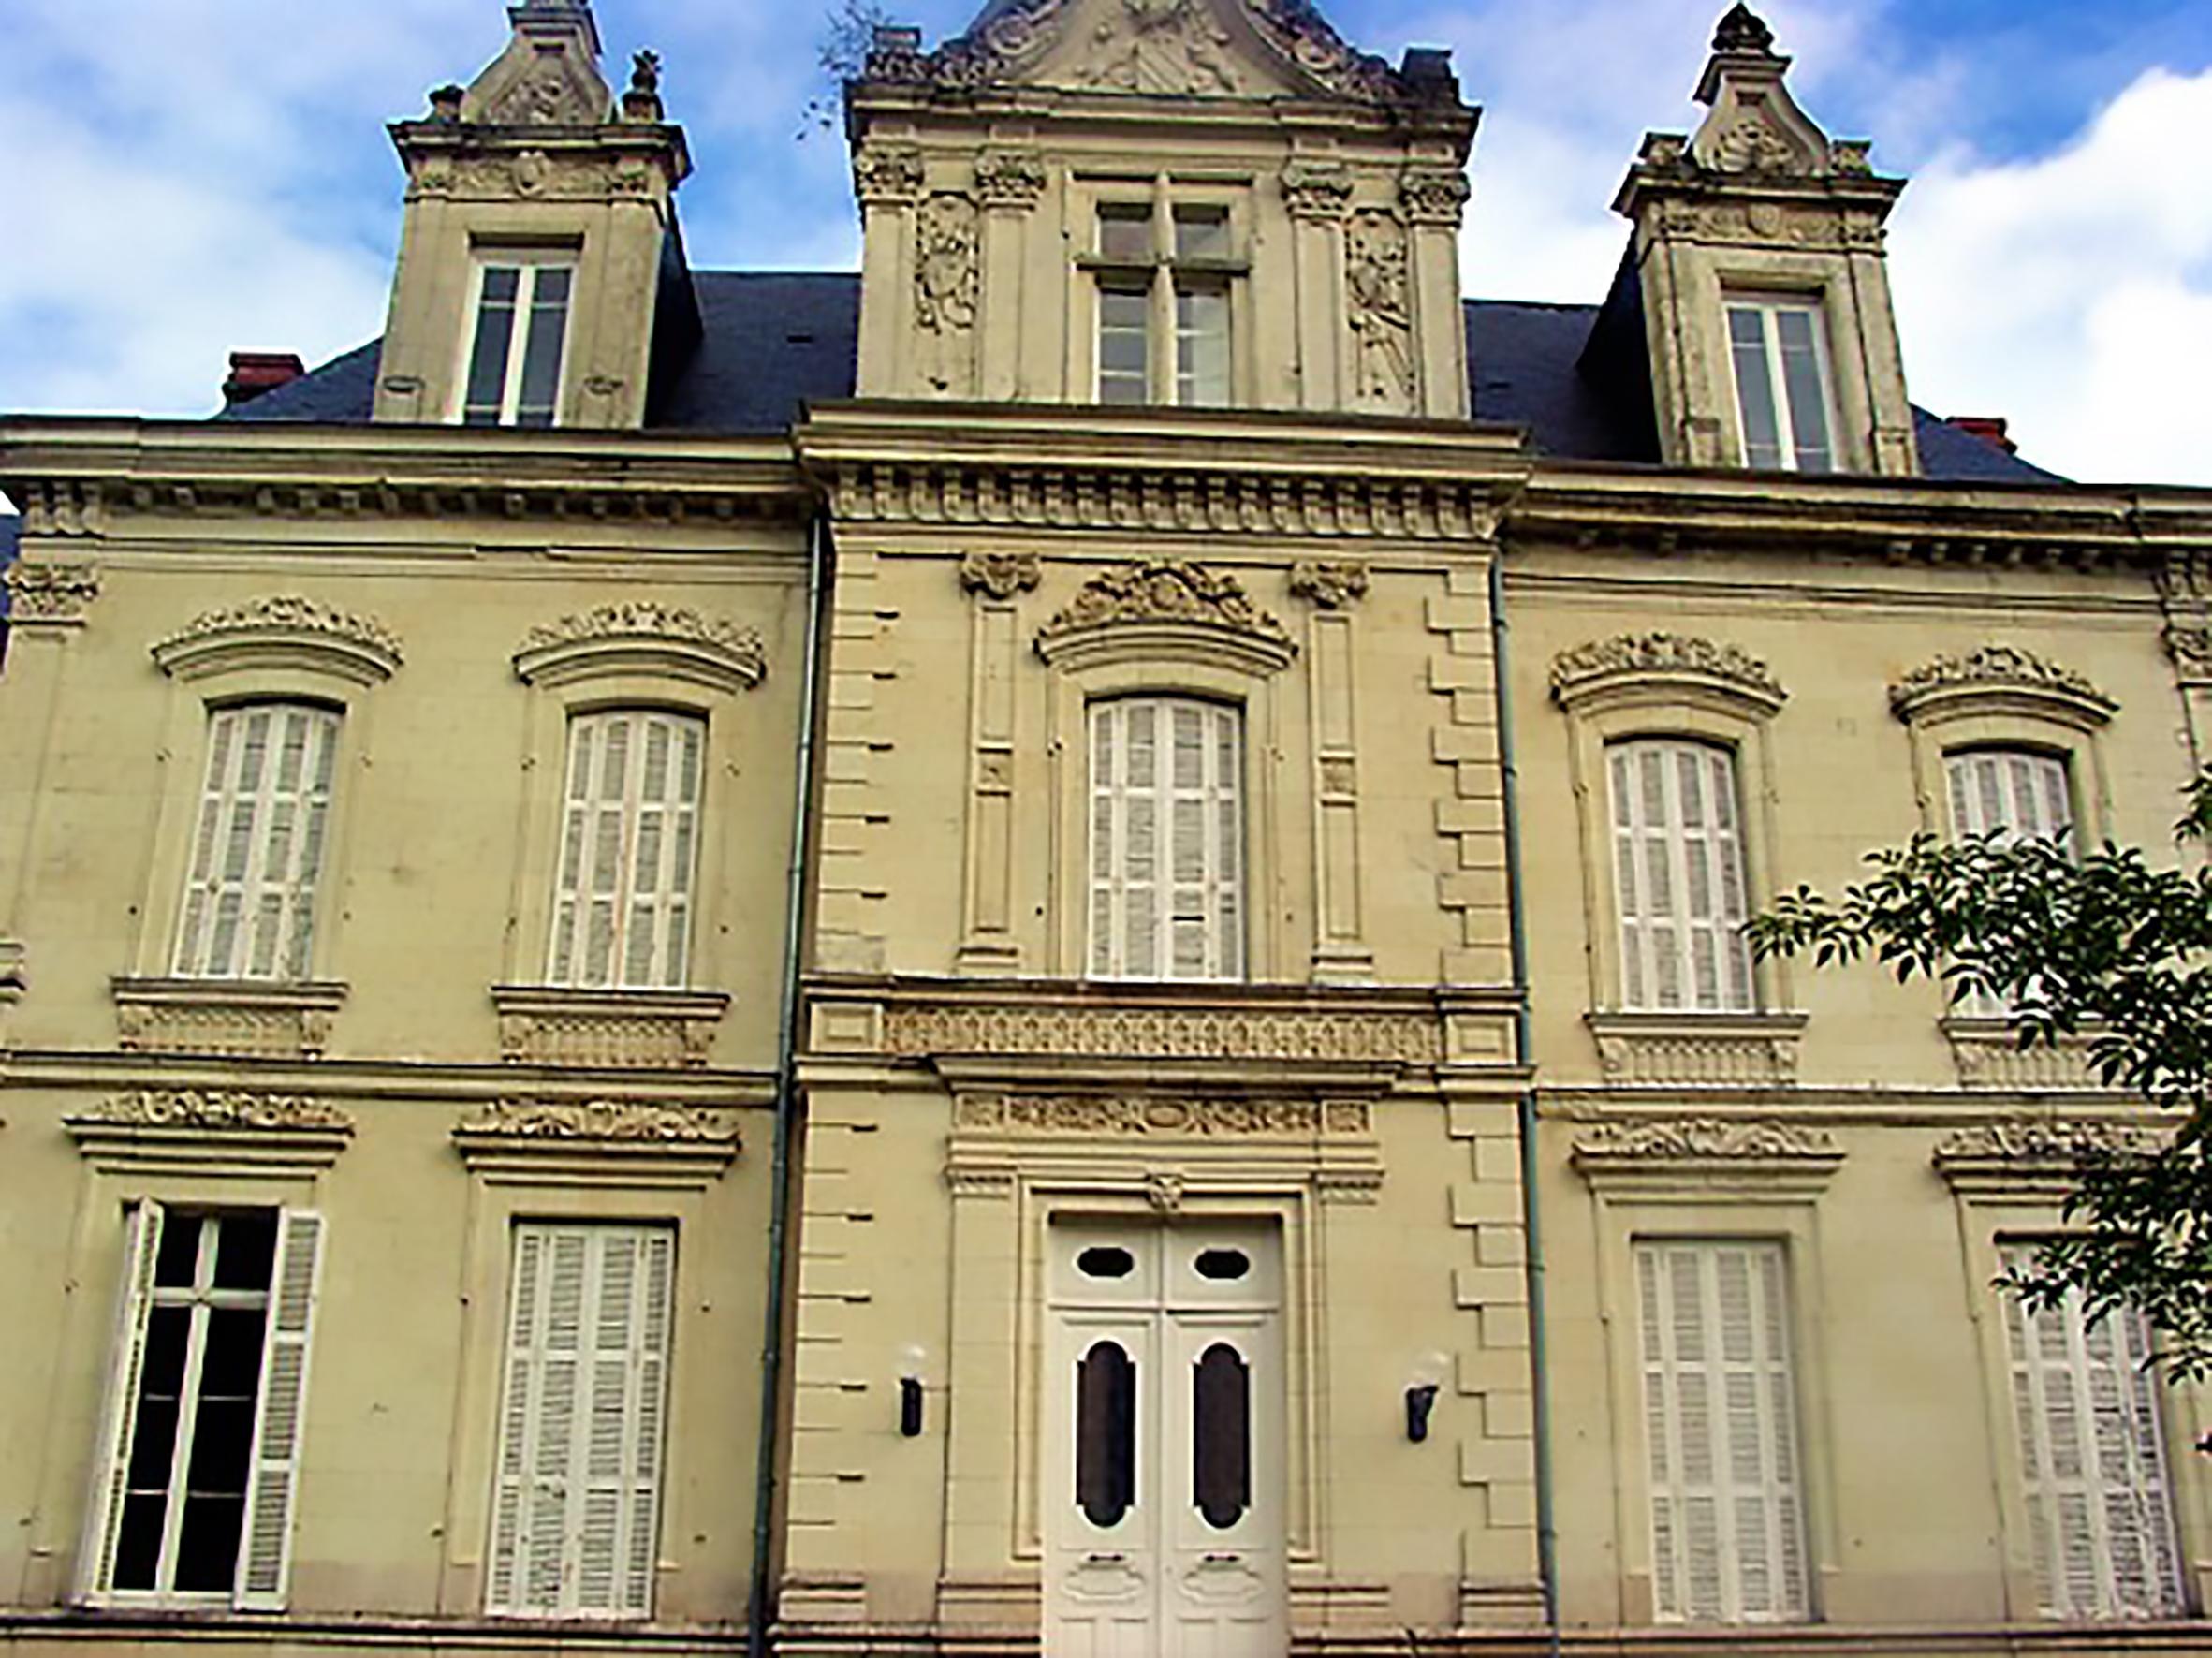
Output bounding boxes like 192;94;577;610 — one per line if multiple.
223;352;306;409
1947;416;2016;455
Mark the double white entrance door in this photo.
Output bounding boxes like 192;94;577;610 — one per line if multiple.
1044;1223;1287;1658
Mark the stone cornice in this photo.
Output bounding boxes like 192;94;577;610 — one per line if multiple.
1889;644;2116;728
512;601;766;693
1035;559;1296;675
152;594;404;685
1550;630;1785;716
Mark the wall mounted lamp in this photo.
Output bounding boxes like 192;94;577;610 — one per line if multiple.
1404;1382;1440;1444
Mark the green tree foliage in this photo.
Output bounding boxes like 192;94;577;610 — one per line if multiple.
1747;771;2212;1387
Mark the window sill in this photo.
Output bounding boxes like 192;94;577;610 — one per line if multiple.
111;977;348;1061
491;983;731;1070
1586;1010;1807;1087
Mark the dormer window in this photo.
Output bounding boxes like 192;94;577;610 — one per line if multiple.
461;253;576;427
1083;190;1244;408
1724;296;1835;473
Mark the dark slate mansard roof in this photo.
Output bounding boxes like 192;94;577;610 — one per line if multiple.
227;270;2058;484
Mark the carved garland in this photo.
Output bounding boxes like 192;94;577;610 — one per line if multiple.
1035;559;1296;676
512;600;766;694
1550;631;1786;715
151;594;403;684
957;1094;1370;1137
1888;645;2117;728
459;1099;737;1142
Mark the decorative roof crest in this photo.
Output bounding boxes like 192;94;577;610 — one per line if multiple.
1550;631;1785;712
1710;3;1776;56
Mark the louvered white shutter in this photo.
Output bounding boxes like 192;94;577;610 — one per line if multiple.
1637;1242;1809;1623
234;1210;326;1609
75;1201;165;1606
2001;1260;2182;1620
1610;741;1754;1012
1088;698;1242;980
174;705;340;980
488;1225;675;1619
548;712;704;989
1946;750;2072;1012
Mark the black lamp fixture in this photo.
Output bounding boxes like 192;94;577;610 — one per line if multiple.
899;1375;925;1438
1404;1382;1440;1443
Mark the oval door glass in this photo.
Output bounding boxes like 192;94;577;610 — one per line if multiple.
1192;1343;1251;1529
1077;1341;1136;1527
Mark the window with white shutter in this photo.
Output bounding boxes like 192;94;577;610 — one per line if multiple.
173;704;340;981
79;1204;324;1608
1088;697;1244;980
547;711;705;990
1609;740;1756;1011
1946;748;2073;1013
2000;1256;2183;1620
1635;1241;1810;1624
486;1223;675;1620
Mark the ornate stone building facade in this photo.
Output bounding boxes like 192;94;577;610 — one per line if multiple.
0;1;2207;1655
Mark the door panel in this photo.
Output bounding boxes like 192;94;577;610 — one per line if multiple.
1046;1224;1286;1658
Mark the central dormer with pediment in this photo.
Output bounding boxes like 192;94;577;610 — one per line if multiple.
848;0;1477;418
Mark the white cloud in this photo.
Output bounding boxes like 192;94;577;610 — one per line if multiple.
1887;66;2212;484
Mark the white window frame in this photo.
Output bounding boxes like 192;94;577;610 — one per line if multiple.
456;250;578;427
1087;696;1246;982
1082;186;1244;409
546;709;707;990
80;1202;325;1611
1722;294;1838;474
485;1222;677;1621
171;702;341;983
1633;1239;1812;1625
1607;737;1757;1013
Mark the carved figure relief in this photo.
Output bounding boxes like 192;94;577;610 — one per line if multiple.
1074;0;1242;95
1710;115;1801;174
1346;210;1414;411
915;192;981;396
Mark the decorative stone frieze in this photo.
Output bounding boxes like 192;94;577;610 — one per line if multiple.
1288;559;1369;609
453;1097;740;1187
65;1089;355;1175
1571;1113;1843;1196
1933;1115;2153;1197
915;192;981;396
1549;631;1786;715
1587;1012;1806;1087
1035;560;1296;675
512;601;765;693
955;1094;1371;1137
974;149;1047;208
1347;211;1415;411
884;1001;1441;1065
1888;644;2116;728
958;551;1042;600
4;560;102;625
491;984;731;1070
852;144;925;205
152;594;404;684
1398;166;1472;227
1280;159;1352;221
111;977;347;1061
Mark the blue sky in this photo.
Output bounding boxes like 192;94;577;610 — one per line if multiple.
0;0;2206;481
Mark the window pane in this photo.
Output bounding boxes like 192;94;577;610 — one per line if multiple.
1728;307;1783;469
1775;311;1832;472
1176;285;1230;407
172;1494;246;1592
463;267;520;425
213;1210;278;1291
1098;203;1152;261
1192;1343;1251;1529
1174;205;1230;260
516;267;571;427
1098;283;1150;403
1076;1341;1136;1528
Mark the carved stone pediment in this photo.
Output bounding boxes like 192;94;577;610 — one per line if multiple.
152;595;403;684
512;601;765;693
66;1089;355;1175
1035;559;1296;675
1889;645;2116;728
872;0;1441;108
462;1;614;127
1549;631;1785;715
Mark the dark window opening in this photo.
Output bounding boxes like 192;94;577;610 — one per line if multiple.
1194;1248;1250;1281
1192;1343;1250;1529
1076;1341;1136;1527
1077;1245;1135;1280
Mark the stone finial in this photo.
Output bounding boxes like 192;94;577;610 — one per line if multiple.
1711;3;1777;56
623;49;665;121
428;83;465;122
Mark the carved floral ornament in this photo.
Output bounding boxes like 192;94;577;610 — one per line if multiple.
3;559;102;625
960;550;1043;601
1549;631;1786;716
956;1094;1371;1137
512;600;766;694
1288;559;1368;609
1571;1117;1838;1161
1888;644;2116;728
852;144;926;206
1034;559;1296;676
151;594;404;685
458;1098;738;1143
974;149;1047;208
1932;1119;2149;1166
68;1090;355;1133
